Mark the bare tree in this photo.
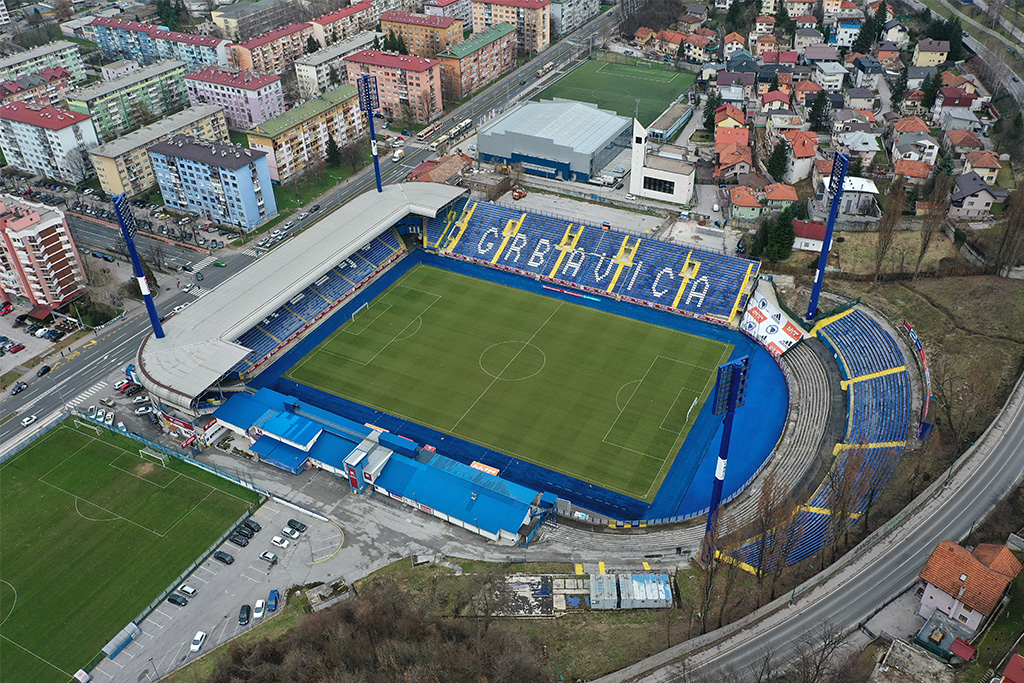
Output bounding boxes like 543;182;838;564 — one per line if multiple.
994;187;1024;275
860;447;899;533
873;174;906;282
789;621;847;683
749;471;796;604
914;174;953;278
767;513;806;601
53;0;73;21
932;356;1004;454
339;136;366;173
820;449;869;565
144;241;167;270
696;532;722;635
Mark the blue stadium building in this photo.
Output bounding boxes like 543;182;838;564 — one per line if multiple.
149;134;277;230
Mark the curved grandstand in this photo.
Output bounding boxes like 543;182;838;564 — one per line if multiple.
136;183;468;413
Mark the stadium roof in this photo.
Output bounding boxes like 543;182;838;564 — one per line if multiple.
480;100;629;155
136;182;468;409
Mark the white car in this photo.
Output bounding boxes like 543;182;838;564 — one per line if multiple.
105;412;114;426
253;599;266;619
88;405;97;418
134;406;152;415
190;630;206;652
172;303;189;313
282;221;295;230
133;395;149;404
270;229;282;238
281;527;300;540
20;414;36;427
96;408;106;422
712;203;720;213
298;212;309;220
271;536;290;549
182;283;195;293
624;194;637;201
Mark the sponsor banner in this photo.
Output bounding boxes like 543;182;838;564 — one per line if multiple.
163;412;196;435
181;434;197;449
470;461;500;476
742;292;804;358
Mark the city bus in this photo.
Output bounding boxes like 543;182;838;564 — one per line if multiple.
428;134;449;151
416;122;443;141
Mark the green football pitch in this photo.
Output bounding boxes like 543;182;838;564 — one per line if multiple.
286;265;732;500
533;58;696;126
0;423;259;683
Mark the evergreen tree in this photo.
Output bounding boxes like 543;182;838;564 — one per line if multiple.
775;4;794;36
396;33;409;55
677;39;686;60
946;17;964;61
890;63;908;105
767;205;797;262
767;139;789;181
921;72;941;108
874;0;887;41
703;90;722;131
769;74;779;92
934;151;954;178
751;215;774;258
809;90;828;132
307;37;319;53
725;0;743;32
326;136;341;167
373;35;380;50
849;157;864;177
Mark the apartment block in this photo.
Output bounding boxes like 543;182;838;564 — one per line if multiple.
0;196;87;309
89;105;228;197
0;104;99;183
212;0;346;41
471;0;550;55
66;60;188;142
344;50;442;123
548;0;599;38
310;1;374;47
149;135;277;231
246;85;363;182
91;17;231;71
437;23;516;100
295;31;381;99
0;41;86;85
0;67;73;108
0;0;10;27
229;23;314;76
185;66;283;131
424;0;472;25
380;11;464;58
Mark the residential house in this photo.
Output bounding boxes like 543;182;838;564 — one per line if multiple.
935;87;979;122
727;50;759;73
942;108;982;134
836;130;880;165
853;55;883;89
874;40;900;68
821;0;842;17
685;3;710;21
882;18;909;47
812;157;832;187
901;89;925;116
831;108;870;133
949;171;1008;219
793;78;822;105
761;90;789;111
793;220;829;251
682;33;718;63
942;128;983;161
765;109;803;142
830;19;864;48
653;29;685;56
715;103;745;128
906;66;937;89
942;71;977;95
344;50;442;123
846;87;877;110
813;60;846;92
754;15;776;35
785;0;814;15
716;126;750;148
765;182;797;209
471;0;551;56
715;0;734;10
1000;655;1024;683
824;176;880;219
716;142;752;179
893;158;931;186
761;0;777;13
913;38;948;67
892;116;930;136
892;131;940;166
794;28;822;54
963;150;1001;185
729;185;762;220
634;27;655;49
794;14;818;28
762;51;798;67
678;12;703;32
918;541;1023;634
755;34;778;59
781;128;818;183
717;75;747;105
380;11;464;58
723;32;745;60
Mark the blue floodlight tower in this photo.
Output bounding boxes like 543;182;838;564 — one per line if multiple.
702;355;749;564
113;194;163;338
805;151;849;322
357;75;383;193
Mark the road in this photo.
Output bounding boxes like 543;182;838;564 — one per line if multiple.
600;371;1024;682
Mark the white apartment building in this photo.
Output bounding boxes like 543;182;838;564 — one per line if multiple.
0;104;99;183
423;0;472;24
813;61;847;93
0;41;87;84
0;195;87;309
0;0;11;27
294;31;381;99
548;0;599;38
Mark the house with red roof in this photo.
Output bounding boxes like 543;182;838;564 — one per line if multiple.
0;103;99;182
901;89;925;116
755;34;778;59
893;158;932;185
729;185;762;221
765;182;798;209
963;150;1002;185
793;79;823;106
761;90;789;112
942;128;983;161
781;129;819;183
754;15;775;35
918;541;1022;633
716;142;752;180
634;26;655;48
874;40;900;68
793;220;829;251
723;32;745;59
794;14;818;28
892;115;930;135
653;29;686;55
1001;654;1024;683
715;126;749;147
714;103;745;128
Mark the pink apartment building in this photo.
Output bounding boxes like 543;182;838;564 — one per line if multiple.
309;1;374;46
184;66;285;131
344;50;442;123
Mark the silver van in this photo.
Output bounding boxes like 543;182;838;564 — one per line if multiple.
179;584;197;598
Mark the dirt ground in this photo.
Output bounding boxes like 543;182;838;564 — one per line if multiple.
781;229;968;276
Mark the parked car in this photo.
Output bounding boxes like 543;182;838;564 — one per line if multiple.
287;519;308;533
268;589;279;612
253;599;266;619
134;406;152;415
271;536;289;549
11;381;27;395
190;631;206;652
258;552;277;566
96;409;106;422
242;519;261;533
228;533;249;547
238;604;251;625
104;412;114;426
281;527;300;540
9;344;24;353
88;405;96;418
213;551;234;564
100;397;115;407
235;525;254;538
133;395;149;404
166;594;188;607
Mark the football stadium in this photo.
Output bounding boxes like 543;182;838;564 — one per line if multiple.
137;182;913;549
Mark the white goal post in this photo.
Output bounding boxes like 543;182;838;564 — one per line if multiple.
140;447;169;466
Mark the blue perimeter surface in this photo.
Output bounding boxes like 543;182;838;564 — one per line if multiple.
249;251;789;522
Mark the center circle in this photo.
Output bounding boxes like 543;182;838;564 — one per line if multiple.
479;341;547;381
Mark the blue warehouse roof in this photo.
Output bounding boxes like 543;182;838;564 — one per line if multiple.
255;409;322;449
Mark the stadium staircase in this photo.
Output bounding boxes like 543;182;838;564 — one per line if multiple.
425;198;759;323
228;229;407;377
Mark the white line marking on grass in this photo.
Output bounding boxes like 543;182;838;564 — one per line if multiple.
341;302;392;336
107;453;181;489
452;302;563;432
659;386;701;433
0;634;74;678
615;379;642;412
0;580;16;626
159;489;215;538
74;496;119;521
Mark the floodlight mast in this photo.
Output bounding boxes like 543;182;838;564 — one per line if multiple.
113;194;164;338
805;151;850;322
358;75;383;193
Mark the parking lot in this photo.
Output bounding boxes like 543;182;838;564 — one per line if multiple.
0;305;66;377
90;504;343;683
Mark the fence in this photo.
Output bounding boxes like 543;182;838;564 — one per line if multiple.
0;408;71;463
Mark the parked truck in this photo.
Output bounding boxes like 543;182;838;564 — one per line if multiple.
392;149;405;162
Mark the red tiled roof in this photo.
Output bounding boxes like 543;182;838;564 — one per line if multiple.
0;102;90;129
1002;654;1024;683
635;27;654;39
973;544;1024;577
794;220;826;240
946;128;982;147
950;639;976;661
185;65;279;89
715;103;745;125
381;11;460;28
762;90;789;104
814;158;833;175
919;541;1019;617
91;17;225;47
795;13;817;22
756;15;776;22
894;159;931;178
765;182;798;201
154;28;226;47
724;31;744;44
716;126;749;146
796;79;822;91
238;23;311;50
966;150;1001;169
730;185;760;207
893;116;929;133
313;1;372;24
473;0;550;7
344;49;440;72
782;129;819;158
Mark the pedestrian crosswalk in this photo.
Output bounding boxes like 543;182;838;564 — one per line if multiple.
69;380;108;407
240;247;259;257
186;287;209;298
191;256;216;270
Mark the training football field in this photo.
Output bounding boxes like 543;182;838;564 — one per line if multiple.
286;265;732;500
0;423;259;683
533;58;696;126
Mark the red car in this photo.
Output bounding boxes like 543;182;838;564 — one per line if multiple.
118;382;136;393
0;303;12;315
9;344;25;353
